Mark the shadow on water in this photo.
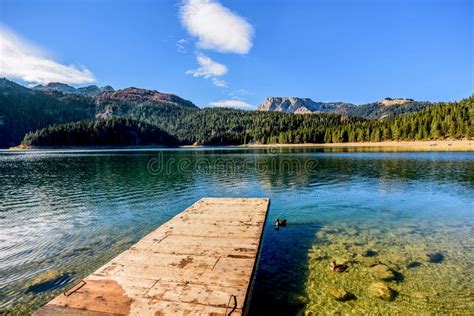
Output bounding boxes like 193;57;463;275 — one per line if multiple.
248;223;322;315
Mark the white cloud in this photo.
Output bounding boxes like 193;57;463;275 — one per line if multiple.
180;0;254;54
176;38;189;53
209;99;254;109
228;88;252;100
211;77;227;87
186;53;227;78
186;53;228;87
0;27;95;85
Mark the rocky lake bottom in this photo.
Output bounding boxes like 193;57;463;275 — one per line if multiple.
304;219;474;314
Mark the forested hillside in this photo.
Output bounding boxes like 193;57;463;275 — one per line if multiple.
313;97;473;143
0;79;96;147
21;97;472;147
22;117;178;147
1;79;471;148
130;108;362;145
347;100;431;120
0;79;196;147
106;96;473;145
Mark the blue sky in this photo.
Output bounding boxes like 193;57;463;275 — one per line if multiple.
0;0;472;108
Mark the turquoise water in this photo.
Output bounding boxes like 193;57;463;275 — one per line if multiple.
0;148;472;314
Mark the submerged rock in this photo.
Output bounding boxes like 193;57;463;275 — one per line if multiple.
425;252;444;263
388;254;411;266
407;261;422;268
327;288;354;301
26;270;71;293
30;270;64;286
331;257;351;266
368;282;395;301
369;264;396;281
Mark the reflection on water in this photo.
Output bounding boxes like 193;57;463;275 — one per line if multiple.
0;148;472;314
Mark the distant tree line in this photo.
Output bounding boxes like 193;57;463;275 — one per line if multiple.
22;117;177;147
128;97;472;145
309;97;473;143
21;97;472;147
129;106;362;145
347;101;430;119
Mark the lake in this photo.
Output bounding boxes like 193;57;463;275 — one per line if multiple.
0;147;473;314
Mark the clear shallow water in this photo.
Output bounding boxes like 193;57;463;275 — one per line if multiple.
0;148;472;314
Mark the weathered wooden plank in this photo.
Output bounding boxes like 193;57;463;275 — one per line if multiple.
35;198;269;316
144;282;247;308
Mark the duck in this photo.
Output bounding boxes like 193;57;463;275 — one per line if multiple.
275;218;287;227
330;261;349;273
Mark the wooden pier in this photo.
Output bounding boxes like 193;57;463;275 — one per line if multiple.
35;198;270;316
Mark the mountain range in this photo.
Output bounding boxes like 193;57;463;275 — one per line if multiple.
0;78;469;148
256;96;429;119
33;82;114;95
256;97;352;114
29;82;434;120
0;79;196;147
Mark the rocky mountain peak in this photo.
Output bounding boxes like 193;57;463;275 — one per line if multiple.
33;82;102;96
33;82;77;94
256;97;354;114
378;98;414;106
100;85;115;93
96;87;197;108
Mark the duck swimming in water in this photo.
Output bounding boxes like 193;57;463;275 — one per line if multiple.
330;261;349;273
275;218;287;227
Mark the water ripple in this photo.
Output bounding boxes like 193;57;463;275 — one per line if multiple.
0;149;473;314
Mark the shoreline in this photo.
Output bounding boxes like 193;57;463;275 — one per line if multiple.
6;140;473;152
239;140;473;151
